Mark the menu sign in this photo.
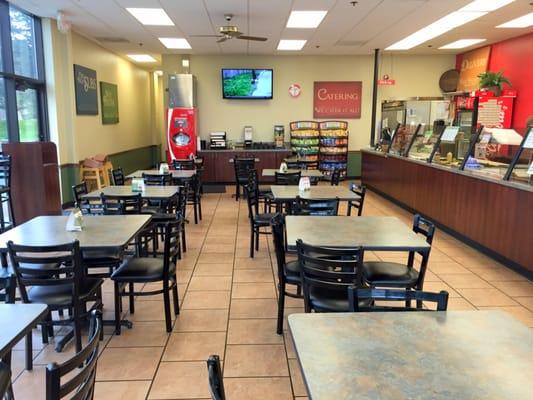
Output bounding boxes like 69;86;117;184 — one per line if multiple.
313;81;362;118
523;130;533;149
457;46;491;92
441;126;460;142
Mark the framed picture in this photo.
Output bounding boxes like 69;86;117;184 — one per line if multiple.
73;64;98;115
100;82;119;124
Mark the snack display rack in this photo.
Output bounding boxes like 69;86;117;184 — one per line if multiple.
319;120;348;179
290;121;320;169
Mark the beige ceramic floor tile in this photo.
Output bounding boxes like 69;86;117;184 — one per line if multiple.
422;281;461;297
230;299;279;319
224;377;293;400
288;359;308;397
233;269;275;283
188;276;233;291
227;319;283;345
173;309;228;332
468;267;527;282
194;262;234;276
96;347;163;381
198;252;234;264
438;273;493;289
176;269;193;283
13;367;46;400
284;331;296;359
428;261;472;274
515;297;533;312
93;381;152;400
162;332;226;361
232;283;277;299
202;243;236;253
491;281;533;297
127;300;177;322
224;345;289;377
456;288;518;307
107;321;170;347
234;256;272;269
148;361;210;399
182;290;231;309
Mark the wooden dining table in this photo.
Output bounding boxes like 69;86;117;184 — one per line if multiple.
288;311;533;399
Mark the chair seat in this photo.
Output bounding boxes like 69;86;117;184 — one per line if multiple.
309;287;370;312
284;260;301;284
111;257;175;283
253;213;276;225
27;278;102;306
0;266;14;279
149;213;178;223
82;250;121;266
363;261;419;287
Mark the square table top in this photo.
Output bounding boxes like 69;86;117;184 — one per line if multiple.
285;216;430;251
270;185;358;201
126;169;195;179
262;169;323;178
0;215;151;250
0;303;48;358
83;185;180;200
288;311;533;400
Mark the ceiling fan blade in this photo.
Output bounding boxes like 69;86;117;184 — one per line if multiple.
217;36;229;43
189;34;223;38
237;35;267;42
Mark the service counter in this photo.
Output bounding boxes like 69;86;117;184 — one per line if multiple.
361;149;533;274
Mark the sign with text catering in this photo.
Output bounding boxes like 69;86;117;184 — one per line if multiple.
313;81;362;119
457;46;491;92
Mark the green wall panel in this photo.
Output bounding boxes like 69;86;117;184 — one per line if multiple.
347;151;361;177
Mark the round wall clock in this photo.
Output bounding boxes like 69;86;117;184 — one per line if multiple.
288;83;301;98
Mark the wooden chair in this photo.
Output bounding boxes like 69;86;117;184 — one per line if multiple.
45;310;102;400
293;197;339;216
111;221;181;334
347;183;366;216
348;288;449;312
80;161;111;191
207;355;226;400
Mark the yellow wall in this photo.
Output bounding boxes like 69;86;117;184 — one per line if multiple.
185;54;455;150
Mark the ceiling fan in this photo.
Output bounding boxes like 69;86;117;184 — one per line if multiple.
190;14;267;43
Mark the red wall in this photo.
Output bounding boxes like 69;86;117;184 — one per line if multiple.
456;32;533;134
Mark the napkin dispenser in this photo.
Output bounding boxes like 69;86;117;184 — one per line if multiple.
279;162;288;173
66;208;84;232
159;162;170;174
299;177;311;191
131;178;145;192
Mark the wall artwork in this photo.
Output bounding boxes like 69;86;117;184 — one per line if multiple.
100;82;119;124
313;81;362;119
74;64;98;115
457;46;491;92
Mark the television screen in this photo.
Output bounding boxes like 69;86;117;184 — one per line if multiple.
222;68;273;99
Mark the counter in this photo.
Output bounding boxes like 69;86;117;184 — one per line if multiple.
361;149;533;274
198;148;292;183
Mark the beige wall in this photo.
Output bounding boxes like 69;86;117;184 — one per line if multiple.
185;54;455;150
44;21;155;164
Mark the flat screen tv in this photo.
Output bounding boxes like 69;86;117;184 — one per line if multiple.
222;68;273;99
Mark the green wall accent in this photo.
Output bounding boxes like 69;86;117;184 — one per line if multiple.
347;151;361;177
60;144;161;206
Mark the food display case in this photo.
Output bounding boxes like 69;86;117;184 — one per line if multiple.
388;124;422;156
504;126;533;186
290;121;320;169
406;122;445;162
319;121;348;179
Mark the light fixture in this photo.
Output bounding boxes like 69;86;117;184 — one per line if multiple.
126;8;174;26
182;59;190;68
439;38;486;49
286;10;328;28
497;12;533;28
127;54;157;62
159;38;191;49
386;0;516;51
277;39;307;50
154;70;163;76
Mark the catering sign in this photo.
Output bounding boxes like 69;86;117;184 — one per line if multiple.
457;46;491;92
313;81;362;118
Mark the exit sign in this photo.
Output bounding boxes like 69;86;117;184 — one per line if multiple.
378;79;396;86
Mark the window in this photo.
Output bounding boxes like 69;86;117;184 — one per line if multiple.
0;0;47;142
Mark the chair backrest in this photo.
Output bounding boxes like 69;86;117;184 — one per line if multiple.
46;310;102;400
293;197;339;216
111;168;125;186
142;173;172;186
270;213;286;281
296;239;364;313
7;241;83;305
176;183;189;219
0;154;12;189
286;161;306;170
275;171;301;185
172;159;195;170
348;183;366;216
234;157;255;181
0;361;11;400
412;214;435;245
72;182;88;207
244;171;260;219
330;169;340;186
162;220;181;275
101;193;142;215
348;288;449;312
207;355;226;400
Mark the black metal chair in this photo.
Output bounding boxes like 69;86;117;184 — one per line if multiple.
348;288;449;312
297;239;366;313
0;154;15;233
173;159;195;170
111;167;125;186
286;161;306;170
293;197;339;216
248;169;272;213
207;355;225;400
143;172;172;186
187;174;202;224
71;182;103;215
111;220;181;334
274;171;301;185
330;169;341;186
45;310;102;400
0;361;12;400
347;183;366;216
245;176;275;258
233;156;255;201
271;213;302;334
362;214;435;307
8;240;104;355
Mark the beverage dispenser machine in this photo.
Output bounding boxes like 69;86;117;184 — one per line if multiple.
167;74;197;162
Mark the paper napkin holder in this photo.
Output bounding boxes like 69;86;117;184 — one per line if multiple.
66;208;84;232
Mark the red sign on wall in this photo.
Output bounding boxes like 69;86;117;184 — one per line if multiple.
313;81;362;119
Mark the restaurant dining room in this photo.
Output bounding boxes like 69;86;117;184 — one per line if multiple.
0;0;532;399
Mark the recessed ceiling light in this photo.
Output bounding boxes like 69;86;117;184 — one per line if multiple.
460;0;515;12
497;12;533;28
126;8;174;26
286;11;327;28
439;38;486;49
127;54;157;62
277;39;307;50
159;38;191;49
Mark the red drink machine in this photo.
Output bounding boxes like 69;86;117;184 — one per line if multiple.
166;74;198;163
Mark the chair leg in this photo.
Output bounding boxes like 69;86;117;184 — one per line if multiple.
347;202;352;216
25;332;33;370
250;227;255;258
128;282;135;313
277;281;286;335
235;183;240;201
73;310;82;353
114;281;122;335
193;201;198;224
255;228;260;251
198;197;202;220
172;278;180;315
162;282;172;332
46;313;54;338
181;225;187;253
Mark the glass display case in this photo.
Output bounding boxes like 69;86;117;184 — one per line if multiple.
504;126;533;186
388;124;421;156
430;126;465;169
406;123;444;162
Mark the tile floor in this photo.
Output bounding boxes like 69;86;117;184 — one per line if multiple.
10;184;533;399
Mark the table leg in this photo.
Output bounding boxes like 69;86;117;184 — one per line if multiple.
1;252;7;268
25;333;32;370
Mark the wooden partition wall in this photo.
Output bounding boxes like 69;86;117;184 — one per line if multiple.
361;150;533;274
